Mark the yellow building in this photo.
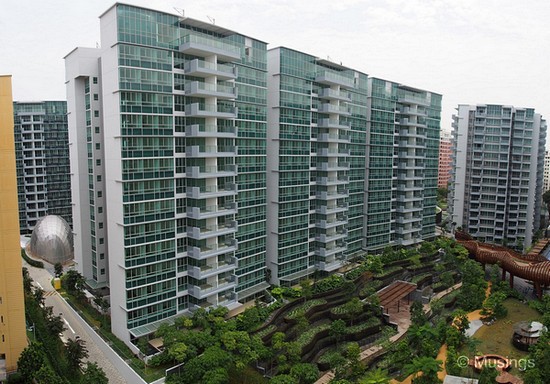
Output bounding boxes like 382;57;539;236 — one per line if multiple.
0;75;27;379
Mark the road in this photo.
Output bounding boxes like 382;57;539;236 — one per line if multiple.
24;259;128;384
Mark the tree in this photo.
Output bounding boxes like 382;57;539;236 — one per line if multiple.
17;342;46;382
290;363;320;384
54;262;64;278
330;319;346;347
45;312;65;336
343;297;363;326
299;279;313;301
80;362;108;384
270;374;298;384
65;337;89;372
410;301;426;326
403;356;442;384
478;365;498;384
33;287;45;307
22;267;33;294
34;365;65;384
359;368;390;384
345;342;363;378
63;270;85;296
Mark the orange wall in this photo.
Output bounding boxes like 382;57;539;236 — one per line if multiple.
0;75;27;375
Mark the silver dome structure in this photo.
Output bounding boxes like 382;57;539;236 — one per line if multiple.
29;215;74;264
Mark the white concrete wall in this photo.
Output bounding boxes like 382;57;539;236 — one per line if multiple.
64;47;101;282
450;105;472;228
99;5;128;343
266;48;281;284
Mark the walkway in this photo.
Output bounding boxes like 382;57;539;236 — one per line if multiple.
24;259;130;384
315;283;463;384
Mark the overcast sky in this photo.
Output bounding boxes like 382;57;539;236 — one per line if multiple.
1;0;549;132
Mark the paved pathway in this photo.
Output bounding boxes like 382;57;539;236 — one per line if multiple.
24;259;129;384
315;283;463;384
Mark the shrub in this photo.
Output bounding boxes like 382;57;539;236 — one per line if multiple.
286;299;327;320
21;249;44;268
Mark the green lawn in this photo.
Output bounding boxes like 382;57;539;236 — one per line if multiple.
463;298;542;375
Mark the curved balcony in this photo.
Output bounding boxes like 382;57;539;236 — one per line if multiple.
185;124;237;138
179;32;241;61
184;59;238;80
186;202;237;219
185;103;237;119
184;81;237;99
186;165;237;178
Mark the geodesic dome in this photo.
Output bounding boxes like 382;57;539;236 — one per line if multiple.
29;215;73;264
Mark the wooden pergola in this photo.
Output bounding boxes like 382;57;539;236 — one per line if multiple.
376;280;417;314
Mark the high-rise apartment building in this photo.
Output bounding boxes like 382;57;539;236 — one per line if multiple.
543;150;550;193
65;4;267;346
66;4;442;347
266;48;442;285
449;104;546;249
0;75;28;379
13;101;71;234
438;130;452;188
366;79;441;250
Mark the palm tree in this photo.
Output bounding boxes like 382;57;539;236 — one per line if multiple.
359;368;390;384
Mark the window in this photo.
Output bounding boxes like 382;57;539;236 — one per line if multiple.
94;94;99;101
97;175;102;182
100;253;105;260
100;268;105;275
99;222;103;229
96;159;101;166
95;143;100;150
97;191;102;198
99;238;104;245
94;110;99;117
95;126;100;134
98;207;103;214
93;77;98;84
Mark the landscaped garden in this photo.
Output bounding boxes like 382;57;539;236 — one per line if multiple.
19;234;550;384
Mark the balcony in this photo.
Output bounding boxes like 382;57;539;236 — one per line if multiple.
316;216;348;229
188;276;237;299
316;176;349;186
179;32;241;61
319;103;351;116
184;81;237;99
315;244;347;257
186;202;237;219
184;59;238;80
316;133;350;143
185;103;237;118
397;94;430;106
315;70;355;88
316;162;349;172
187;240;238;260
401;106;428;117
317;118;350;129
186;145;237;158
187;221;238;240
316;189;349;200
318;88;352;102
187;259;236;279
187;184;237;199
316;229;348;243
186;165;237;178
185;124;237;138
316;203;348;215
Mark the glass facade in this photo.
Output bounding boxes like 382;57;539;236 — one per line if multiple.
13;101;71;234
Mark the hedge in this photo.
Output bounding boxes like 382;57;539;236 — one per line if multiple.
21;249;44;268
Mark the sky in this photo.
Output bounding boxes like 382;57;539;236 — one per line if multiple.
1;0;549;133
